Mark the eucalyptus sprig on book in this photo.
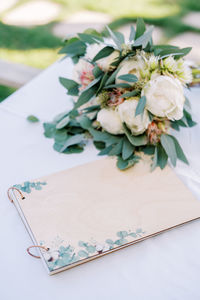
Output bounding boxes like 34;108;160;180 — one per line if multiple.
44;18;196;170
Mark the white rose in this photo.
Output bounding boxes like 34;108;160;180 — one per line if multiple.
97;108;123;135
142;75;185;120
116;57;145;84
118;98;150;135
85;43;119;72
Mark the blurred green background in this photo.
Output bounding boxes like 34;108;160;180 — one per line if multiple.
0;0;200;101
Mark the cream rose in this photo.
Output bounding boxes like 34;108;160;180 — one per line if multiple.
118;98;150;135
85;43;119;72
97;108;123;135
142;75;185;120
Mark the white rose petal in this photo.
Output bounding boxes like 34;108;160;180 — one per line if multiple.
142;75;185;120
118;98;150;135
97;108;124;135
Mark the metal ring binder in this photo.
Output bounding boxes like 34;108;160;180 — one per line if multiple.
27;245;49;259
7;187;25;203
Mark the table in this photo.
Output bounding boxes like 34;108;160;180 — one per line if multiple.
1;58;200;300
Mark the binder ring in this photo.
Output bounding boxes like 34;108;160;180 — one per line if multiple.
7;187;25;203
27;245;49;259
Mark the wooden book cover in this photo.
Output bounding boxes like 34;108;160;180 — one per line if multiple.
9;157;200;275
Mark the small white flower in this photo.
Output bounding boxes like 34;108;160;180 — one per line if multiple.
142;75;185;120
97;108;124;135
163;56;177;73
148;54;159;71
176;59;193;84
96;244;104;252
118;97;151;135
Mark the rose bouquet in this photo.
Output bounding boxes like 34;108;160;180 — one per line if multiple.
44;18;196;170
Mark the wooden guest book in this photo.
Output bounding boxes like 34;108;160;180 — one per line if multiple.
8;157;200;275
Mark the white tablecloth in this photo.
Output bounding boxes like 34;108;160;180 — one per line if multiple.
1;58;200;300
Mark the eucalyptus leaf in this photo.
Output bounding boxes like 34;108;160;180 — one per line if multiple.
59;40;86;56
93;46;114;62
78;33;102;44
135;18;146;39
135;96;146;116
122;137;134;160
43;123;56;138
56;115;70;129
74;85;97;109
129;25;136;42
105;67;121;86
123;123;148;146
133;26;154;48
78;115;92;130
104;83;132;89
157;144;168;169
120;90;139;98
117;74;138;82
59;77;79;96
92;65;103;78
106;26;122;50
108;139;123;156
117;154;139;170
27;115;39;123
151;146;158;171
60;134;85;152
160;134;177;167
169;135;189;165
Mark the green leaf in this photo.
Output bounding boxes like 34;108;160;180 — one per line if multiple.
53;143;84;154
54;130;68;143
59;40;86;56
142;145;155;155
93;141;105;150
89;128;120;146
122;137;134;160
108;139;123;156
104;83;132;89
82;76;101;92
157;144;168;169
59;77;79;96
56;115;70;129
60;134;85;152
134;26;154;48
117;154;140;170
117;74;138;82
106;26;122;50
160;134;177;167
135;18;146;39
78;33;102;44
93;46;114;62
78;115;92;129
74;85;97;109
158;47;192;59
129;25;135;42
98;145;113;155
169;135;189;165
43;123;56;138
27;115;39;123
96;72;110;94
78;250;88;258
92;65;103;78
151;146;158;171
123;123;148;146
135;96;146;116
120;90;139;98
105;67;121;86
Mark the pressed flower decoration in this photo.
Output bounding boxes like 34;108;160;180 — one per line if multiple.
44;18;196;170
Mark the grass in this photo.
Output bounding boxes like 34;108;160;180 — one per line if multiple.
0;85;16;102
